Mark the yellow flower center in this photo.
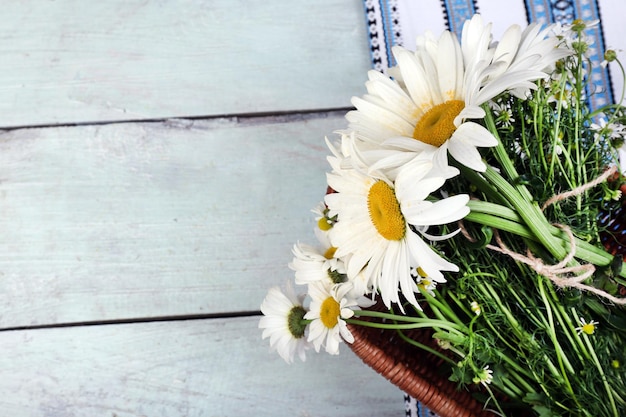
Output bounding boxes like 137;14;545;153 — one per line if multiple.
320;297;340;328
367;181;406;241
323;246;337;259
318;217;332;231
581;323;595;335
418;279;431;289
413;100;465;147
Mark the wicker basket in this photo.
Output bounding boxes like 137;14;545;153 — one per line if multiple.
347;195;626;417
347;300;509;417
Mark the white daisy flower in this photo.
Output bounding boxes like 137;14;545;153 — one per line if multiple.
344;265;375;300
290;229;346;287
338;131;460;183
259;283;311;363
325;159;469;308
312;201;336;232
304;282;360;355
346;15;567;173
496;21;570;95
299;199;375;300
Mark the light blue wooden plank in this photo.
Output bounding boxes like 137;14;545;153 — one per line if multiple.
0;114;343;328
0;316;402;416
0;0;369;128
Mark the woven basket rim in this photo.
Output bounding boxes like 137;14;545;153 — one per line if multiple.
346;300;522;417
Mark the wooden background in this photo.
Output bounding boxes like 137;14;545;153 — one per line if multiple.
0;1;404;416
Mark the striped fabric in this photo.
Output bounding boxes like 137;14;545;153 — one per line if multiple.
361;1;626;415
362;0;625;110
404;393;440;417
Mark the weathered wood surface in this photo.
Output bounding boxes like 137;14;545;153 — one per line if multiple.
0;114;340;329
0;317;402;416
0;0;370;128
0;0;401;415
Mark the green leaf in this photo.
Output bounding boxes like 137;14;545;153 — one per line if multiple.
465;225;494;249
532;405;559;417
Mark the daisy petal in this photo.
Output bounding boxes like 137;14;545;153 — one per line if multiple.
453;121;498;146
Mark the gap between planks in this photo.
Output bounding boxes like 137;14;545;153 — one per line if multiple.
0;310;263;333
0;108;354;331
0;107;353;132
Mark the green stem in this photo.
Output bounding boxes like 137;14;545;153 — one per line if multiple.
568;307;593;361
537;279;577;377
351;310;466;333
481;383;507;417
478;281;563;380
456;162;512;208
465;201;626;277
394;329;457;366
346;318;462;333
466;200;520;220
540;284;588;366
419;288;465;327
582;334;618;416
483;165;568;261
483;106;535;203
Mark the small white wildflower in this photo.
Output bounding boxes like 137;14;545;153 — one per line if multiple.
576;317;599;335
473;365;494;386
490;101;515;128
470;301;482;316
591;118;626;142
412;267;437;296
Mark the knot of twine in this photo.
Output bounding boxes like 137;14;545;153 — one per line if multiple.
462;165;626;305
488;227;625;305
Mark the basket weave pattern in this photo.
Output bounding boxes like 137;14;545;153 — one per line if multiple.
347;300;499;417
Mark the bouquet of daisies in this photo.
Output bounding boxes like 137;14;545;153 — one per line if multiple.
260;15;626;417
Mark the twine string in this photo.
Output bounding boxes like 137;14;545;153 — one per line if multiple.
541;165;618;210
460;166;626;305
485;227;626;305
